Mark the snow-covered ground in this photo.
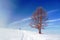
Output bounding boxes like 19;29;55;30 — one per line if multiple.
0;28;60;40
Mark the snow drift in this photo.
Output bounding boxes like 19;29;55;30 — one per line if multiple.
0;28;60;40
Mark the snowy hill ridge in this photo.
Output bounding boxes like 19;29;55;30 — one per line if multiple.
0;28;60;40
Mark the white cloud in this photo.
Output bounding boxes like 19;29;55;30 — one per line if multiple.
46;18;60;22
19;9;58;22
8;9;60;27
18;9;59;23
47;9;58;14
9;18;60;27
21;18;31;22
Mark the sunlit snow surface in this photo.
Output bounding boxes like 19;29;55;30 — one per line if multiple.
0;28;60;40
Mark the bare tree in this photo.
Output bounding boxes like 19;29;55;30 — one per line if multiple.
30;7;47;34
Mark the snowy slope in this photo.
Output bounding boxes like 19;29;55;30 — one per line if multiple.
0;28;60;40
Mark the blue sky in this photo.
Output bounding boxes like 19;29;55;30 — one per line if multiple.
0;0;60;34
9;0;60;22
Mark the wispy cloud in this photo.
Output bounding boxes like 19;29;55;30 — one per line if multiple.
47;9;58;14
19;9;59;22
21;18;31;22
46;18;60;22
9;9;60;27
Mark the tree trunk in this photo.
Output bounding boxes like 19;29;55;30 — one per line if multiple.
39;28;41;34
